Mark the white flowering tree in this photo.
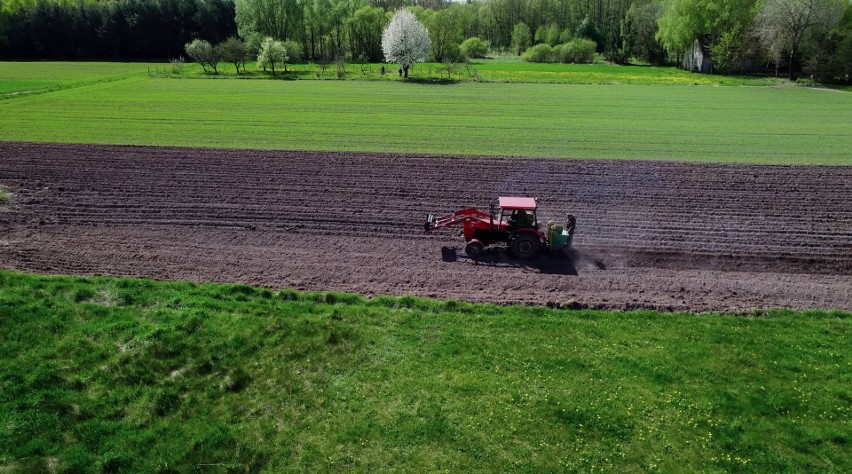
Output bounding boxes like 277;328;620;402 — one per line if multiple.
381;10;431;78
257;37;288;76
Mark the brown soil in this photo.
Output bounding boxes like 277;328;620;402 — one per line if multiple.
1;142;850;313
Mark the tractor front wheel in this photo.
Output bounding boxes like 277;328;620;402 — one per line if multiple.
465;241;484;259
509;233;540;259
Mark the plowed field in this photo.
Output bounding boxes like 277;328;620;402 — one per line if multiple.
1;142;850;312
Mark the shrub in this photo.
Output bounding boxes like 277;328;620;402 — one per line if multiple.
460;37;488;59
558;39;597;64
168;57;185;75
282;40;303;61
522;43;554;63
442;42;465;63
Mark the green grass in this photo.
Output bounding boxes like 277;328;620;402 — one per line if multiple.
0;270;849;472
0;76;849;163
0;59;796;87
459;60;783;86
173;59;782;86
0;62;157;97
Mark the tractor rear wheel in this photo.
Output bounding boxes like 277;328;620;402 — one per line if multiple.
465;241;484;259
509;233;540;259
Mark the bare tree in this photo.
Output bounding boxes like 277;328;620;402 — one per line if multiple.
755;0;844;80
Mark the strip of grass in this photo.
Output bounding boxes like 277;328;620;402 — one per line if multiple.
1;78;850;164
0;270;849;472
1;60;782;87
172;60;782;86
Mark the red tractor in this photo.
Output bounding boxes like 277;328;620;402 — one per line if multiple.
425;197;576;259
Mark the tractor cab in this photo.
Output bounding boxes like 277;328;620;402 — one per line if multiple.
498;197;539;230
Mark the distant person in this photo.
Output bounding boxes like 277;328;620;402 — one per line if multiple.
380;66;386;75
398;68;402;77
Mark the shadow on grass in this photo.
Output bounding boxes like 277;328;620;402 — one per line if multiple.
403;77;462;85
190;70;302;80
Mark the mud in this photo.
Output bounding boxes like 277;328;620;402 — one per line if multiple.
1;142;850;312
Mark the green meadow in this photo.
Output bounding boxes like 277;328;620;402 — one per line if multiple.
0;62;849;163
0;270;849;472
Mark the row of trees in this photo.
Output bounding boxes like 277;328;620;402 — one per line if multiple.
232;0;630;63
1;0;850;83
232;0;850;81
184;36;302;74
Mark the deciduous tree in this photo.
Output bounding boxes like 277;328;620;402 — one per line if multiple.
511;22;531;55
381;9;431;78
235;0;303;43
257;36;287;76
621;1;665;64
656;0;757;57
217;37;247;74
348;5;388;62
755;0;844;80
427;6;464;63
185;39;219;74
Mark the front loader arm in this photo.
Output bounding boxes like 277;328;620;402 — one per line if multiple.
425;208;491;233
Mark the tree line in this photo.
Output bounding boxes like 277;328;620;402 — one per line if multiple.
1;0;850;83
0;0;236;59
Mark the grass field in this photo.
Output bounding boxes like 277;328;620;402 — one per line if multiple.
0;270;849;472
0;73;849;163
0;62;159;96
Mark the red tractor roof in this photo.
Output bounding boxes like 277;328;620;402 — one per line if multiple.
499;197;537;210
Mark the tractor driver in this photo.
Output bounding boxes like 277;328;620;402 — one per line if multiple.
508;209;535;228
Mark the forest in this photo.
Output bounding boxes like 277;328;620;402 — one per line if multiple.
1;0;850;83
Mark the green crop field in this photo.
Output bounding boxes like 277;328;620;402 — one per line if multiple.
0;270;849;472
0;62;159;96
0;66;849;163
